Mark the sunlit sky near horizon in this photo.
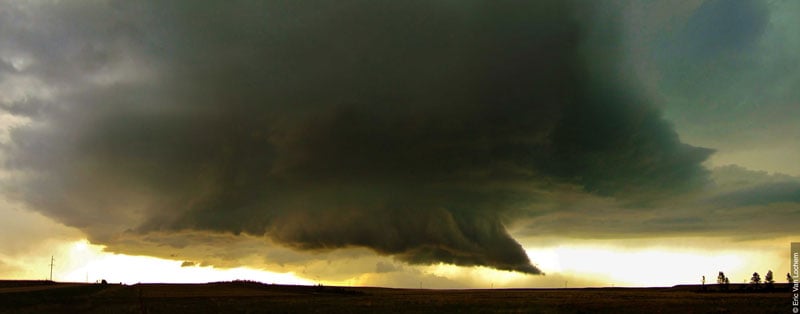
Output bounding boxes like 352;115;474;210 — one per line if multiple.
1;0;798;288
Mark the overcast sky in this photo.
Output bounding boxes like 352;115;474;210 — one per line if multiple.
0;0;798;287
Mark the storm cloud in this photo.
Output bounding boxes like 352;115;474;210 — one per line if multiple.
1;1;714;274
653;0;800;174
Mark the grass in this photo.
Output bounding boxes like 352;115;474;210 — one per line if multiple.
0;280;790;313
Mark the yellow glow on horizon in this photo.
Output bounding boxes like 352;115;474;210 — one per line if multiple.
52;239;313;285
425;263;529;287
524;244;783;287
569;248;741;286
2;236;791;289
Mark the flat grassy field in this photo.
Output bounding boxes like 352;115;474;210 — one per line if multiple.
0;280;791;313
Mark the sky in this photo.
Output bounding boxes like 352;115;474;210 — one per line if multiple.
0;0;798;288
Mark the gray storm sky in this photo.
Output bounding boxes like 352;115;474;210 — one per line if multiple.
645;0;800;175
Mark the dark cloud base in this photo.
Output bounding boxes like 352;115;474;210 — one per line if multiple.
2;0;713;274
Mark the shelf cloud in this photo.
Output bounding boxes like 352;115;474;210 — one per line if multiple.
1;1;721;274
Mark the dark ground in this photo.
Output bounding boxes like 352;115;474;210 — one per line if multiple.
0;280;792;313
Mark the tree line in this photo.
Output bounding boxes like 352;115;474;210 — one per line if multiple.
708;270;792;291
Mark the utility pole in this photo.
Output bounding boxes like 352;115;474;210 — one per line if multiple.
48;256;54;281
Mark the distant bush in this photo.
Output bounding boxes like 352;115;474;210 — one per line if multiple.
211;279;272;288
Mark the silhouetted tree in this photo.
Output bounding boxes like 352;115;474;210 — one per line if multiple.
765;270;774;289
716;271;729;291
788;272;794;284
750;272;761;289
